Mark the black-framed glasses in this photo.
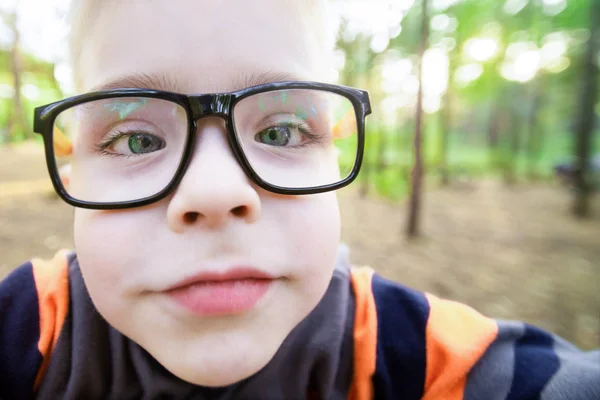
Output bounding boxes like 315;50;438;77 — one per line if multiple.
33;81;371;210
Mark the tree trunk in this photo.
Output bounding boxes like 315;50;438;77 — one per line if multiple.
525;78;543;181
439;71;452;186
7;11;31;142
488;97;504;173
505;91;521;186
487;104;500;148
439;27;460;187
525;4;545;182
572;0;599;218
406;0;429;237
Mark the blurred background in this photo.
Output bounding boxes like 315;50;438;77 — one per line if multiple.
0;0;598;349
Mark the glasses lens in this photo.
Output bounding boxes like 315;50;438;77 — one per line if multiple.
52;96;189;203
232;89;359;189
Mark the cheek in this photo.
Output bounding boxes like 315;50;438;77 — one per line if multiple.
287;193;341;324
73;208;157;311
275;192;341;284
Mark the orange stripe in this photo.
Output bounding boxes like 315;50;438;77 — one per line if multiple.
422;293;498;400
348;267;378;400
53;126;73;156
333;109;356;139
31;250;71;389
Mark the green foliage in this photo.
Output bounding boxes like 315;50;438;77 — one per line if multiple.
0;48;63;143
334;0;598;201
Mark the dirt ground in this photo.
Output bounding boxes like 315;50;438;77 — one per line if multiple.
1;144;599;350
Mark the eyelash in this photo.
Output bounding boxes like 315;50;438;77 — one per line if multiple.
94;130;140;158
270;121;325;148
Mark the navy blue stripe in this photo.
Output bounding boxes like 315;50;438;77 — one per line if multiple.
0;263;42;400
506;324;560;400
371;273;430;400
66;251;77;267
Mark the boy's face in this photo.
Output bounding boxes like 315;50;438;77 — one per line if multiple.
73;0;340;386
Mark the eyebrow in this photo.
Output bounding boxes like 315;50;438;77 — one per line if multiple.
89;72;186;93
89;70;304;94
235;70;303;90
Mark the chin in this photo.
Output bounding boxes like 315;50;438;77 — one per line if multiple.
145;334;282;387
175;366;259;387
161;351;273;387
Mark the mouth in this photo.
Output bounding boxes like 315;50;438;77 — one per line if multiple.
164;268;276;316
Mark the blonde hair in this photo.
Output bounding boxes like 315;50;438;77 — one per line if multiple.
67;0;114;91
68;0;340;92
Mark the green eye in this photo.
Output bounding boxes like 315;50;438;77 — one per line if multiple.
255;126;291;146
128;134;165;154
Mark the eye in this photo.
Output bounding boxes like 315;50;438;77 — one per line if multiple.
255;126;293;146
112;133;166;155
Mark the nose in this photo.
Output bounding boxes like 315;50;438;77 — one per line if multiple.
166;117;261;232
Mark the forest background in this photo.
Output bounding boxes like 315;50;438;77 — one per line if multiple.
0;0;598;349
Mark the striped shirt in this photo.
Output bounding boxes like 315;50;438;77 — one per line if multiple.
1;250;598;399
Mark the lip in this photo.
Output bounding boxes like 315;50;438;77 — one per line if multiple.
164;268;275;316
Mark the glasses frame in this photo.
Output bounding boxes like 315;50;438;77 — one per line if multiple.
33;81;371;210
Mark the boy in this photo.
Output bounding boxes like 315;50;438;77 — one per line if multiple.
0;0;598;398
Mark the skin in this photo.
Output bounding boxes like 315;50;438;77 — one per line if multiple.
72;0;341;387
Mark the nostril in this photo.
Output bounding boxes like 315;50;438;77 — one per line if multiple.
183;212;199;224
231;206;247;217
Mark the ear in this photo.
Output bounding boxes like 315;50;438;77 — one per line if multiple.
59;164;72;190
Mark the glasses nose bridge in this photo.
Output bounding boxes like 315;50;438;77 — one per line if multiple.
188;93;232;122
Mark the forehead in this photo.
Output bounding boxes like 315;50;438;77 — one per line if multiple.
78;0;326;94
